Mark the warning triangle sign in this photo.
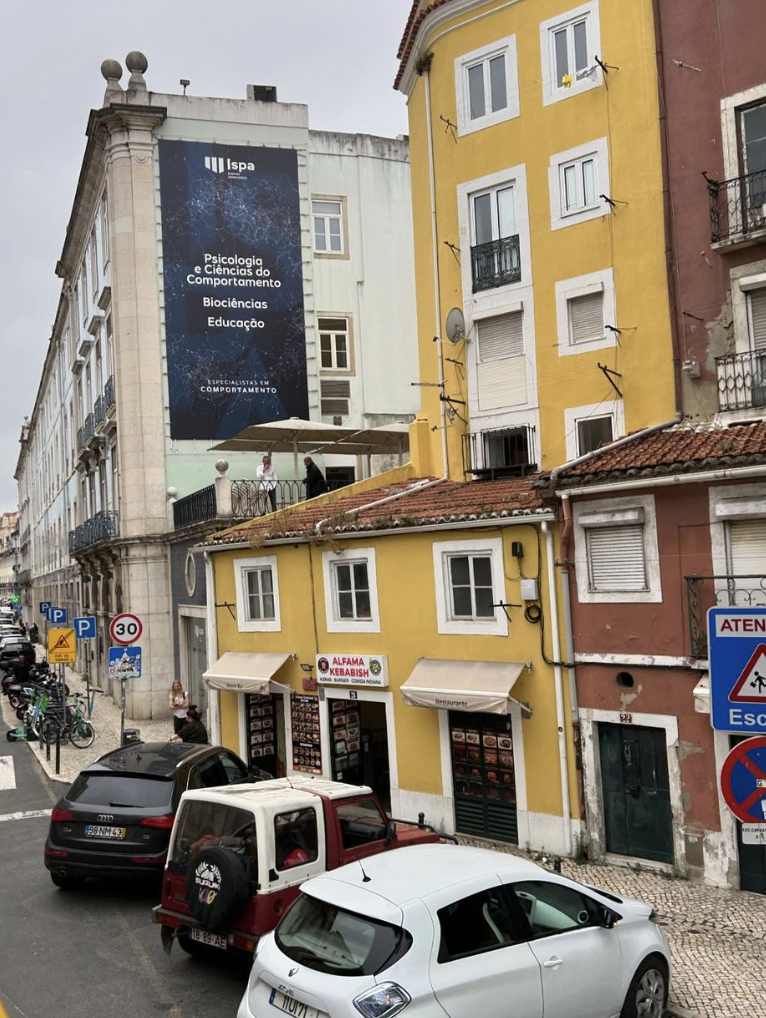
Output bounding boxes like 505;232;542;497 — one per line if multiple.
730;644;766;702
53;632;71;650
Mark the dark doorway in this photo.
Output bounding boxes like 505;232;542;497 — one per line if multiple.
731;735;766;894
599;723;673;864
329;698;390;811
449;711;517;844
325;466;355;489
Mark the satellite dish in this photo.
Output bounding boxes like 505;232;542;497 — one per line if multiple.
445;307;466;345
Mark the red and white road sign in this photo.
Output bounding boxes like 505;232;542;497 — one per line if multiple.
729;644;766;702
720;736;766;823
109;613;143;646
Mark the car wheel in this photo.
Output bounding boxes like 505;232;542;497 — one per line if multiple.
50;871;86;891
621;955;668;1018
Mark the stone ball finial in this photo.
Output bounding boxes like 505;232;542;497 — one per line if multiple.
126;50;148;74
101;59;123;82
215;459;229;475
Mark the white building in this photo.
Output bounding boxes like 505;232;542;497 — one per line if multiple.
16;52;418;718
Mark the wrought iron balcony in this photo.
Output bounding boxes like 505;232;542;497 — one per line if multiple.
686;574;766;659
94;395;107;427
716;349;766;412
68;510;119;555
471;235;521;293
462;425;537;480
104;375;116;412
173;478;352;529
173;485;217;529
706;169;766;246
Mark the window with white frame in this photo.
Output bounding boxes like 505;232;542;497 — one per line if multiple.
313;199;345;255
319;317;352;372
433;537;507;636
455;36;519;135
80;262;89;324
556;269;615;354
90;228;99;293
549;139;609;231
101;191;110;266
476;311;527;410
564;399;623;459
471;183;521;291
540;2;602;106
573;495;662;603
235;555;281;632
747;287;766;349
322;548;380;633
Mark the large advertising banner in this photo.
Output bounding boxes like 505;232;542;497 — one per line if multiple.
158;140;309;440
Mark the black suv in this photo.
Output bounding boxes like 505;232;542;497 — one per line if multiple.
45;741;269;888
0;640;36;669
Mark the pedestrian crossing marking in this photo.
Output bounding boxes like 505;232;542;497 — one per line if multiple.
0;808;52;823
0;756;15;791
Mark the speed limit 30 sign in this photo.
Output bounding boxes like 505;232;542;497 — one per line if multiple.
110;613;143;645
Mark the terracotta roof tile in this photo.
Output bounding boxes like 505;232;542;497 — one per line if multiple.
556;421;766;484
395;0;458;90
209;475;550;545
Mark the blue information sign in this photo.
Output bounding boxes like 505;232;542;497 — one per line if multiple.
709;607;766;734
74;616;97;640
47;606;68;625
108;646;142;680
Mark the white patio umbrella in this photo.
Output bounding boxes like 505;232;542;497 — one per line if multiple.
308;423;411;472
211;417;355;476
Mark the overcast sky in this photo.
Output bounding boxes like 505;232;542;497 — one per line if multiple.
0;0;414;508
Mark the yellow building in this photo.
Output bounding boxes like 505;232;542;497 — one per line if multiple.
396;0;676;479
204;430;579;855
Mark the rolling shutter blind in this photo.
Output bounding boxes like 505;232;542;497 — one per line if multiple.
748;290;766;351
478;313;524;361
586;524;647;592
320;379;350;416
477;312;526;410
568;291;604;344
729;520;766;576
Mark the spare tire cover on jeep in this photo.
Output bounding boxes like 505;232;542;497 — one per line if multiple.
185;846;251;930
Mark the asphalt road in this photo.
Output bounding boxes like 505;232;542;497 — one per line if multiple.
0;725;249;1018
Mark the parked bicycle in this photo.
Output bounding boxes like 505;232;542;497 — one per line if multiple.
39;692;95;749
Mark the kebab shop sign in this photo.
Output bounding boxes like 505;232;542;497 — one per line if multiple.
316;654;389;688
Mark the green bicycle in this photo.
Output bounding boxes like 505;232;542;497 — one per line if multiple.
39;692;95;749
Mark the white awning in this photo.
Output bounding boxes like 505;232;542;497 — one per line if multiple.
401;658;526;715
203;652;292;693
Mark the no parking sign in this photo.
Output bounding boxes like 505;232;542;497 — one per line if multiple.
720;736;766;829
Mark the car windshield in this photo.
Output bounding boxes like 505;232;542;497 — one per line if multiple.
169;801;257;871
66;773;173;808
275;893;411;977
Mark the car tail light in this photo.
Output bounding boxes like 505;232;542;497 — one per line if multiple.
353;983;411;1018
51;808;74;822
45;847;70;858
140;814;175;829
131;855;167;864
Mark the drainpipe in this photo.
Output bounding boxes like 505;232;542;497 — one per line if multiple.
203;551;221;745
424;66;450;478
559;494;578;722
542;519;572;857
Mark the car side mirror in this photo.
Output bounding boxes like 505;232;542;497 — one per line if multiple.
599;907;618;929
385;819;397;845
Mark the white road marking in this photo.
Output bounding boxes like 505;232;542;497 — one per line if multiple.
0;756;16;791
0;808;51;823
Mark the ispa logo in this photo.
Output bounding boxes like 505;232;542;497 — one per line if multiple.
204;155;226;174
204;155;257;176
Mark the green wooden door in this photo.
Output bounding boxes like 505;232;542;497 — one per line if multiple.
599;723;673;864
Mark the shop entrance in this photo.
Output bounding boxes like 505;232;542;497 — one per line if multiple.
245;693;286;778
449;711;517;844
183;615;207;716
598;723;673;864
329;697;390;811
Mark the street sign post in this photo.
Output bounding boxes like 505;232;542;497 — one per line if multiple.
47;606;68;626
47;628;77;665
108;645;142;745
708;608;766;734
109;613;143;646
720;736;766;824
73;616;97;640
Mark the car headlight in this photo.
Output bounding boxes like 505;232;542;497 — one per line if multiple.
353;983;411;1018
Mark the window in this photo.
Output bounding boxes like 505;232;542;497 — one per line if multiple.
275;808;319;869
80;262;89;323
313;198;345;254
320;378;351;417
540;3;601;106
235;555;281;632
512;881;601;937
455;36;519;135
568;290;603;344
446;554;494;619
476;312;527;410
169;802;255;871
434;538;507;636
556;270;615;355
574;495;662;604
549;139;609;230
564;400;623;459
90;228;99;292
471;184;521;291
322;548;380;633
438;888;523;962
336;799;388;849
748;288;766;350
319;317;352;371
101;190;110;265
577;415;613;455
332;560;371;620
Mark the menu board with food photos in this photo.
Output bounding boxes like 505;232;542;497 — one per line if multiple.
246;694;276;762
329;698;362;777
291;694;322;774
450;713;516;806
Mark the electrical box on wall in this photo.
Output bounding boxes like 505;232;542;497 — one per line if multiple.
520;578;539;602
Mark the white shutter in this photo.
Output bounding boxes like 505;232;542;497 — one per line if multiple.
729;520;766;576
320;379;350;416
586;524;647;592
748;290;766;351
478;313;523;361
568;291;604;344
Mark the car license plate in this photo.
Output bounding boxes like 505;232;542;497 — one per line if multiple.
84;825;126;839
189;928;227;950
269;989;319;1018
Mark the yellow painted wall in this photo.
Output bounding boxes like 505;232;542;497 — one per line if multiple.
405;0;674;474
211;520;579;825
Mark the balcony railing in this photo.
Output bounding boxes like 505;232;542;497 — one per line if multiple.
706;169;766;245
68;510;119;555
94;395;107;426
462;425;538;480
716;349;766;412
105;375;115;412
471;235;521;293
173;478;351;529
172;485;217;529
686;574;766;658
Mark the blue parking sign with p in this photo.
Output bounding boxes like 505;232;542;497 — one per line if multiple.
47;606;68;625
74;616;97;640
39;601;51;614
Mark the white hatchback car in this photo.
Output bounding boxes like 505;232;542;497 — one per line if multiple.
238;844;669;1018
